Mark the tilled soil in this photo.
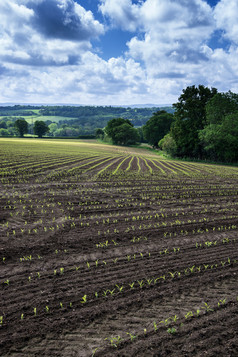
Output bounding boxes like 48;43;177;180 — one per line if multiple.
0;144;238;357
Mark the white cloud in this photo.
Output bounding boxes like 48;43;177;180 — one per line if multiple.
214;0;238;44
0;0;238;105
99;0;140;31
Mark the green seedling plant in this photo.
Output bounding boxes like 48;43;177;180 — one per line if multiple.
167;327;177;334
81;295;87;304
105;335;123;348
126;332;137;342
202;302;213;312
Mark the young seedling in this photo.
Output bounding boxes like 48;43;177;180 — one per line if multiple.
153;321;158;331
218;298;226;307
185;311;193;319
46;305;49;313
81;295;87;303
105;335;122;348
202;302;213;312
167;327;177;334
33;307;37;316
115;284;124;292
126;332;137;342
21;314;24;320
129;282;135;289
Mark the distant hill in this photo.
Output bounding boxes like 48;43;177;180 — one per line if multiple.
0;104;174;136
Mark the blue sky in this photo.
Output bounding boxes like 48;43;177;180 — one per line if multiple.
0;0;237;105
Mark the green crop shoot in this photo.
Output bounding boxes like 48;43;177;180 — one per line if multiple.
60;302;63;309
115;284;124;292
69;302;73;308
95;292;98;298
75;266;80;271
129;282;135;289
60;267;64;274
81;295;87;303
86;262;90;269
2;257;6;263
46;306;49;313
0;316;3;325
4;279;10;285
105;335;122;348
92;347;98;356
167;327;177;334
33;307;37;316
185;311;193;319
21;314;24;320
202;302;213;312
172;315;178;322
146;278;153;286
137;280;144;288
126;332;137;342
153;321;158;331
160;318;170;326
218;298;226;307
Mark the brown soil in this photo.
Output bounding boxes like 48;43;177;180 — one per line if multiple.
0;152;237;357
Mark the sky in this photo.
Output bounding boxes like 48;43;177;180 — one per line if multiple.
0;0;238;106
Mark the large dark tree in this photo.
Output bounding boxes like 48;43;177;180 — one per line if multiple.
33;120;49;138
198;91;238;163
142;110;174;147
205;91;238;125
105;118;139;145
171;85;217;158
14;118;28;137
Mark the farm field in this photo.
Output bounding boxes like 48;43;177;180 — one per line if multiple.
0;138;237;356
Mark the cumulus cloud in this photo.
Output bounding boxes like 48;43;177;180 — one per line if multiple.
214;0;238;44
0;0;104;67
0;0;238;105
27;0;104;41
99;0;140;31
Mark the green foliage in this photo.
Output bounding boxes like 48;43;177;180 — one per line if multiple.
171;85;217;158
206;91;238;124
95;128;104;139
199;113;238;162
158;133;177;155
33;121;49;138
0;128;11;137
14;118;28;137
105;118;140;145
143;110;174;147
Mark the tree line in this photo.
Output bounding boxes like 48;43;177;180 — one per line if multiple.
1;85;237;163
104;85;238;164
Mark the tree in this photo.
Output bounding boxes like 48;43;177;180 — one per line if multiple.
158;133;177;156
206;91;238;125
95;128;104;139
171;85;217;158
14;118;28;137
105;118;139;145
199;113;238;163
142;110;174;147
33;121;49;138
